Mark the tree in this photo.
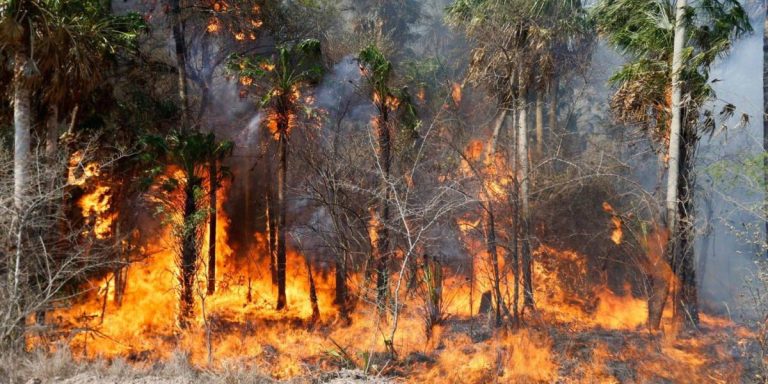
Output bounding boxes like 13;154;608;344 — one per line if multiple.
229;39;323;310
141;132;233;326
0;0;142;344
594;0;751;329
357;44;420;315
448;0;593;313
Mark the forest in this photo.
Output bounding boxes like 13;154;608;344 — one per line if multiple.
0;0;767;383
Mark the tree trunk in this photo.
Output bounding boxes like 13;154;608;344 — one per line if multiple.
45;105;59;160
207;158;217;295
266;189;277;287
649;0;698;328
485;208;503;326
535;90;544;157
306;256;320;325
170;0;189;132
517;84;534;310
488;109;508;157
13;51;31;215
673;126;699;326
375;105;392;315
548;76;558;140
179;178;199;327
276;129;288;310
9;46;32;349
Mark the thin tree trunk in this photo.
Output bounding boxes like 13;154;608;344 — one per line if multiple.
535;90;544;157
207;158;217;295
517;84;534;310
375;104;392;315
485;208;503;326
45;105;59;160
170;0;189;132
266;189;277;287
306;256;320;325
548;76;558;140
276;129;288;310
488;109;508;157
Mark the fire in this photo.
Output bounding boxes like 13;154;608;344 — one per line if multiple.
234;32;246;41
239;76;253;86
78;184;117;239
68;151;100;186
602;201;623;245
259;62;275;72
451;82;462;106
206;18;220;33
45;158;748;383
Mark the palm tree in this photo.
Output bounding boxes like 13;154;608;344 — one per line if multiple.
594;0;751;329
0;0;142;346
357;45;420;316
230;39;323;310
141;132;233;326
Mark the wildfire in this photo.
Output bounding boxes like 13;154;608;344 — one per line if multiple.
68;151;100;186
206;18;220;33
602;201;623;245
78;185;117;239
451;82;462;106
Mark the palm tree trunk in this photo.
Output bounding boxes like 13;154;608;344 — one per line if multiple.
653;0;687;330
9;47;32;349
179;178;199;327
674;126;699;326
13;51;31;214
170;0;189;132
207;158;217;295
276;129;288;310
517;84;534;310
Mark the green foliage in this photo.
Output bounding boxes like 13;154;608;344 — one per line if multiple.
0;0;146;109
139;131;234;192
447;0;593;100
358;44;421;146
593;0;751;139
228;38;323;109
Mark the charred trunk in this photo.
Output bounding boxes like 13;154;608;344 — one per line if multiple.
207;158;217;296
170;0;189;132
485;208;503;327
179;178;200;327
673;125;699;326
276;128;288;310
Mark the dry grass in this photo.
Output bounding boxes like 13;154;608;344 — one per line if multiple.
0;346;385;384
